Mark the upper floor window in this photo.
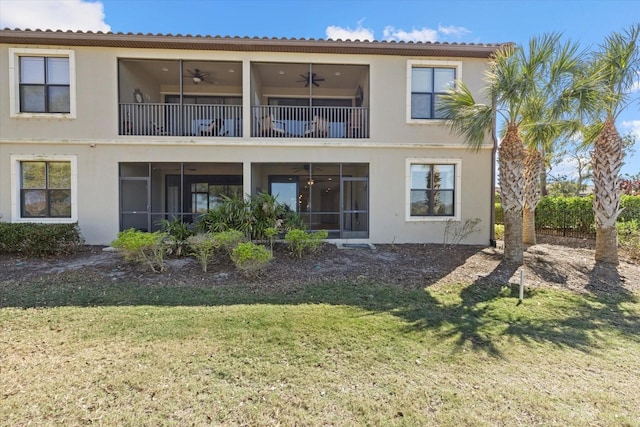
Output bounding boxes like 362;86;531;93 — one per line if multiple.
9;48;76;118
406;60;461;122
411;67;455;119
20;56;70;113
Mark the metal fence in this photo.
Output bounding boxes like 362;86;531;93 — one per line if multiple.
495;205;639;240
534;207;596;239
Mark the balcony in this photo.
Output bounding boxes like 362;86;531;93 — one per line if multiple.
118;59;369;139
252;105;368;138
119;103;243;137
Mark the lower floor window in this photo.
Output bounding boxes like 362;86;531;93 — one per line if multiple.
410;163;455;216
20;161;72;218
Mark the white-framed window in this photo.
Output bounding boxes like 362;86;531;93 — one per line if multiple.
10;155;78;223
405;158;462;222
406;59;461;123
8;48;77;118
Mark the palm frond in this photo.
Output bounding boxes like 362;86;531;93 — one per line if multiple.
591;24;640;118
438;81;494;151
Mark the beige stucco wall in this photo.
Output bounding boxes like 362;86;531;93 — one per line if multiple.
0;42;495;246
0;44;492;145
0;141;493;245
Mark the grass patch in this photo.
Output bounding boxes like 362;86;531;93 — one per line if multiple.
1;274;639;425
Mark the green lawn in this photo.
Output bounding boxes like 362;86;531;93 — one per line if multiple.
1;273;639;426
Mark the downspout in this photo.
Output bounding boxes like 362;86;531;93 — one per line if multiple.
489;101;498;247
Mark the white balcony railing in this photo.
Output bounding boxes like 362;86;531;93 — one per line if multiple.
252;106;369;138
119;103;243;137
119;104;369;139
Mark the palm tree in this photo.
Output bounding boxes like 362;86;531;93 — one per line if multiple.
575;25;639;265
439;34;569;264
519;39;584;245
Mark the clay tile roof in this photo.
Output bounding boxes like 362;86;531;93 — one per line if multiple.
0;28;511;58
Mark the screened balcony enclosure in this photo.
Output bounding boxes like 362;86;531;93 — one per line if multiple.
252;162;369;239
118;59;243;137
251;62;369;139
118;59;369;139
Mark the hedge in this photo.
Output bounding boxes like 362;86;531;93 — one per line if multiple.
0;222;84;256
495;195;640;232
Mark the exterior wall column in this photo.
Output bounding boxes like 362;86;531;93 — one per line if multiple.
242;59;251;138
243;161;252;199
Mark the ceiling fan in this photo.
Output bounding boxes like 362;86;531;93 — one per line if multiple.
185;68;212;84
291;164;324;173
297;72;325;87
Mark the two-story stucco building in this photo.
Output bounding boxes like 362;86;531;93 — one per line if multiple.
0;29;506;246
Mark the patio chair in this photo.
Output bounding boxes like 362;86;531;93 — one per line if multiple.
150;121;168;136
261;115;287;137
202;118;228;136
303;115;329;138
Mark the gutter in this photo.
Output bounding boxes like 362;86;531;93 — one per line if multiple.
489;104;498;247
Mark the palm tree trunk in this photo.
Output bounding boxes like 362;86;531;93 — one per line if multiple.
522;148;543;245
522;207;536;246
504;209;524;263
540;168;548;197
592;117;623;265
498;124;525;264
595;226;619;264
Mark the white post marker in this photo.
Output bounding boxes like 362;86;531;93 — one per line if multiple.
519;270;524;303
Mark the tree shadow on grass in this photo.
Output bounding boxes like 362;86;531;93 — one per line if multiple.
1;253;638;359
398;260;521;358
500;261;639;352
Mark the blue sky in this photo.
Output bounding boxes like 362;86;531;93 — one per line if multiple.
1;0;639;176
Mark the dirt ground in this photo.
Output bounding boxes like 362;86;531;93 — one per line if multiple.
0;236;638;294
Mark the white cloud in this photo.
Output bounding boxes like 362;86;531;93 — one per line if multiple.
621;120;640;139
326;19;373;41
0;0;110;32
326;20;470;43
437;24;471;38
630;72;640;93
383;26;438;43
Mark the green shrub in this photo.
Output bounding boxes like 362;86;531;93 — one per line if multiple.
620;195;640;222
285;229;328;258
617;220;640;260
0;222;83;256
111;229;168;273
264;227;279;255
157;217;194;257
494;224;505;240
494;203;504;225
195;192;304;240
534;196;595;233
249;192;287;240
231;242;272;276
196;195;253;236
186;233;220;273
214;229;246;256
